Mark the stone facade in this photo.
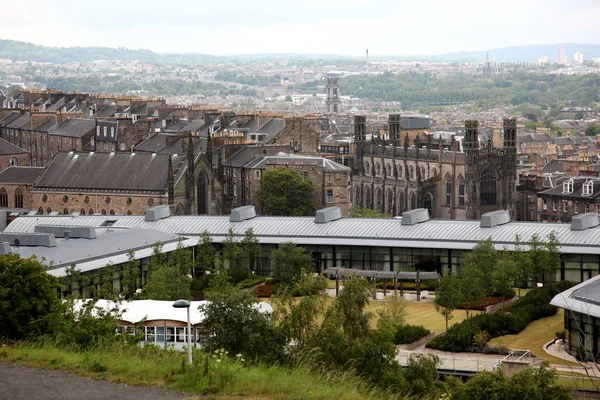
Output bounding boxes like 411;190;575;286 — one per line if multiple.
352;116;518;220
30;191;168;215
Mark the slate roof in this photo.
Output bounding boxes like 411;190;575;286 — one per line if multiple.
223;146;253;168
538;176;600;199
0;166;45;184
46;97;66;112
33;151;177;194
0;112;22;127
256;118;286;143
48;118;95;138
244;153;350;172
93;104;117;118
554;137;573;146
35;115;57;132
135;133;168;153
533;133;553;142
3;112;29;129
541;159;568;174
0;137;28;155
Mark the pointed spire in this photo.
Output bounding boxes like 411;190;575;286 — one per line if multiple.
403;132;409;150
204;128;212;166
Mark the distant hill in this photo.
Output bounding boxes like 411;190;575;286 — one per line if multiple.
439;43;600;62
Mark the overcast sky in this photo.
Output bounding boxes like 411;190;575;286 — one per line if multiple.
1;0;598;56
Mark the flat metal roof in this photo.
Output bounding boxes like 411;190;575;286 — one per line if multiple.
5;214;600;254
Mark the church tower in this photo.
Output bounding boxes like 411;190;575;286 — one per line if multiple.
353;115;367;175
502;117;517;217
326;73;342;114
464;120;480;219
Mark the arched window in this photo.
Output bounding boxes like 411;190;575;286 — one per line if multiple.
409;166;414;180
424;193;434;216
14;188;23;208
127;210;132;215
110;209;115;215
432;168;438;178
365;161;370;175
46;207;52;214
80;209;85;215
410;192;417;210
397;164;403;178
9;157;17;166
62;208;68;215
397;190;405;214
364;186;372;209
386;189;394;215
421;167;426;180
101;209;107;215
457;175;465;207
89;209;94;215
385;164;392;177
375;163;381;176
38;207;43;214
375;188;382;211
480;165;498;206
445;175;453;205
0;188;7;207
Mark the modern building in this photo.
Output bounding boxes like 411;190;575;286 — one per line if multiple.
77;299;272;350
558;46;568;65
5;205;600;297
551;275;600;361
574;52;584;64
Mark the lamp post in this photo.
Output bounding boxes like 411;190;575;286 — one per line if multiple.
172;299;192;365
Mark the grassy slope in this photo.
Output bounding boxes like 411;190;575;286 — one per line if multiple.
0;344;392;400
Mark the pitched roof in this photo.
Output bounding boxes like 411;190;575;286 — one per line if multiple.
539;176;600;199
256;118;286;143
244;153;349;172
0;137;28;155
93;104;117;118
0;166;45;184
35;115;57;132
33;151;176;194
3;112;30;129
48;118;95;138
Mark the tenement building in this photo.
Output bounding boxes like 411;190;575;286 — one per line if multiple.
352;115;518;220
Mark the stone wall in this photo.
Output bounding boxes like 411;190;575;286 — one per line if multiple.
30;191;168;215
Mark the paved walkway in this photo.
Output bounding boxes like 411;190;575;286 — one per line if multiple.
0;362;191;400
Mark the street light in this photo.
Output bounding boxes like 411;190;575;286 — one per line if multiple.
172;299;192;365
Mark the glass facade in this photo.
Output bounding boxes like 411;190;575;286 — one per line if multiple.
564;310;600;362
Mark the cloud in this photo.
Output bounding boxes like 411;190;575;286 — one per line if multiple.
0;0;598;55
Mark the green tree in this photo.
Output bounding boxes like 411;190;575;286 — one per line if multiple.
435;274;463;330
527;231;561;284
0;254;60;339
196;230;215;273
271;242;314;286
375;294;406;339
120;251;140;300
404;354;441;397
491;250;519;305
325;277;372;341
240;228;262;275
222;227;245;283
461;238;498;298
284;95;293;102
199;273;285;363
257;167;315;216
143;243;191;300
171;237;193;275
349;205;392;218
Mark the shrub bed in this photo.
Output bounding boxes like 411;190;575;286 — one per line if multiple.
458;289;516;311
253;281;279;297
426;282;573;353
393;324;431;345
236;276;268;289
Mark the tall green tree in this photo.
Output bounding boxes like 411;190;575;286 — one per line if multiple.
270;242;314;286
241;228;262;275
434;274;463;330
257;167;315;216
143;242;191;300
196;230;215;274
120;251;140;300
527;231;561;284
0;254;60;339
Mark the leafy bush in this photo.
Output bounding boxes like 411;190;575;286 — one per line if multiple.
426;282;574;352
393;324;431;345
236;276;267;289
253;281;279;297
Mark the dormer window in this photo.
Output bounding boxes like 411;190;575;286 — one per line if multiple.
583;181;594;196
563;179;573;194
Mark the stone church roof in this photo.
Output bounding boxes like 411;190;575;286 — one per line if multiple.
33;151;183;194
0;166;45;184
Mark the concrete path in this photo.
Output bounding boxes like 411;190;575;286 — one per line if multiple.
0;362;191;400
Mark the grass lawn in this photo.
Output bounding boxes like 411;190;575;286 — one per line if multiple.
488;309;579;367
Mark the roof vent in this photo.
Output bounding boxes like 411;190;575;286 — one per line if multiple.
230;205;256;222
144;205;171;222
0;242;10;255
480;210;511;228
571;212;600;231
315;207;342;224
34;225;97;239
401;208;430;226
0;233;56;247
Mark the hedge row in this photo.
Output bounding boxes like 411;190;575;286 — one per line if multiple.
426;281;574;353
393;324;431;345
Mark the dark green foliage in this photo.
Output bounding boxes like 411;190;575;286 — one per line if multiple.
143;242;191;300
349;206;391;218
256;167;315;216
271;242;314;286
392;324;430;345
445;362;572;400
427;282;574;352
404;354;441;397
200;273;285;363
0;254;60;339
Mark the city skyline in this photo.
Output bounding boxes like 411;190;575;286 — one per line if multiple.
1;0;599;56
